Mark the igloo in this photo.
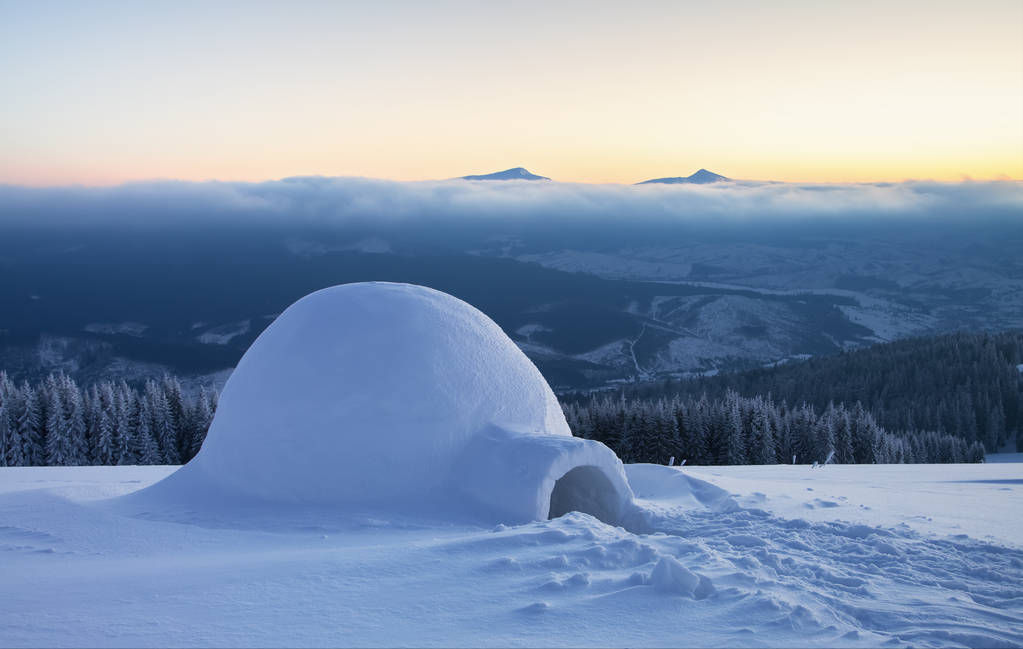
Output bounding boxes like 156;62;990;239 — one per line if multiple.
163;282;634;526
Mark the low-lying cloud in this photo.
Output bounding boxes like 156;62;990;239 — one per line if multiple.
1;177;1021;230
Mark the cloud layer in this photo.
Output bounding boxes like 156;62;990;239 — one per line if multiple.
1;177;1021;230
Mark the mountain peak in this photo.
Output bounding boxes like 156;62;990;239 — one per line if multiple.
637;169;730;185
459;167;551;181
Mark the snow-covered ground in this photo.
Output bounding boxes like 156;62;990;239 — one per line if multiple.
1;462;1020;648
683;463;1022;549
511;240;1023;342
83;322;149;337
196;319;251;345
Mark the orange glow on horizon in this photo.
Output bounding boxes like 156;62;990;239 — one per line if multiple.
4;154;1020;188
2;2;1021;188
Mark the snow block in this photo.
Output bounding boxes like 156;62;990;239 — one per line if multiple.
649;556;700;596
157;282;635;525
453;425;633;526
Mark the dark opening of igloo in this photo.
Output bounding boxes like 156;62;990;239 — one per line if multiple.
548;465;621;525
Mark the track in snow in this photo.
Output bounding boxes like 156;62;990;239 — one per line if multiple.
624;472;1023;648
1;465;1021;647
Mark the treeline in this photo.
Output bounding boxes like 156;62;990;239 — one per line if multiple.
562;391;986;465
0;366;991;468
0;372;217;467
597;331;1023;453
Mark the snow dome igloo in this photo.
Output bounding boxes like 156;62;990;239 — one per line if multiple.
174;282;634;525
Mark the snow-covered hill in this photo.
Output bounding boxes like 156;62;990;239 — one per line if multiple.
510;237;1023;351
459;167;551;181
637;168;730;184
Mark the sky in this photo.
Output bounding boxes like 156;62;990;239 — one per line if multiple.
1;0;1021;186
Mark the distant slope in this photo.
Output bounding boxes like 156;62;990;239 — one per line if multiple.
0;224;878;391
459;167;550;181
638;169;729;184
613;331;1023;452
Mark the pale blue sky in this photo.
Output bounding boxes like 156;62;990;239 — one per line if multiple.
2;0;1021;184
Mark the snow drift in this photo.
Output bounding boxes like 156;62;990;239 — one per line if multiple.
155;282;633;525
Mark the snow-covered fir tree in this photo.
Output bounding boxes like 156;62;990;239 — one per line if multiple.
0;368;996;467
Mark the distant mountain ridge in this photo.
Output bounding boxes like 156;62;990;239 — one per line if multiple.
459;167;550;181
638;169;729;184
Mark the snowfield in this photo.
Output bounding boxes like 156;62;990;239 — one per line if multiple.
3;283;1021;647
1;462;1021;648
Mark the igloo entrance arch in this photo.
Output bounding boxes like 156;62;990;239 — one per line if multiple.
147;282;635;526
452;424;633;526
548;465;623;522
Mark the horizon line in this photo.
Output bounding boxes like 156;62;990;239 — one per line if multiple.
4;171;1022;189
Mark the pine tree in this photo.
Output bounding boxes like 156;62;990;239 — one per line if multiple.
790;405;818;465
1;379;28;466
83;384;102;463
130;396;160;465
16;382;43;466
60;375;88;465
187;386;212;456
92;383;117;466
145;380;179;464
724;394;746;465
849;402;875;463
832;408;854;464
112;383;134;465
967;441;986;462
751;403;776;465
645;401;677;465
44;382;72;466
0;374;12;466
162;375;189;462
686;399;711;464
814;405;837;464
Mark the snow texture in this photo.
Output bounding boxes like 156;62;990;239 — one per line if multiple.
83;321;148;336
1;462;1021;647
196;319;251;345
152;282;632;525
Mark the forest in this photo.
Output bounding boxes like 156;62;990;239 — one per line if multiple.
0;372;215;467
0;352;994;466
563;391;985;466
569;331;1023;454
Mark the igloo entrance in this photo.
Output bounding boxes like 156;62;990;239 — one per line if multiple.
548;465;623;524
